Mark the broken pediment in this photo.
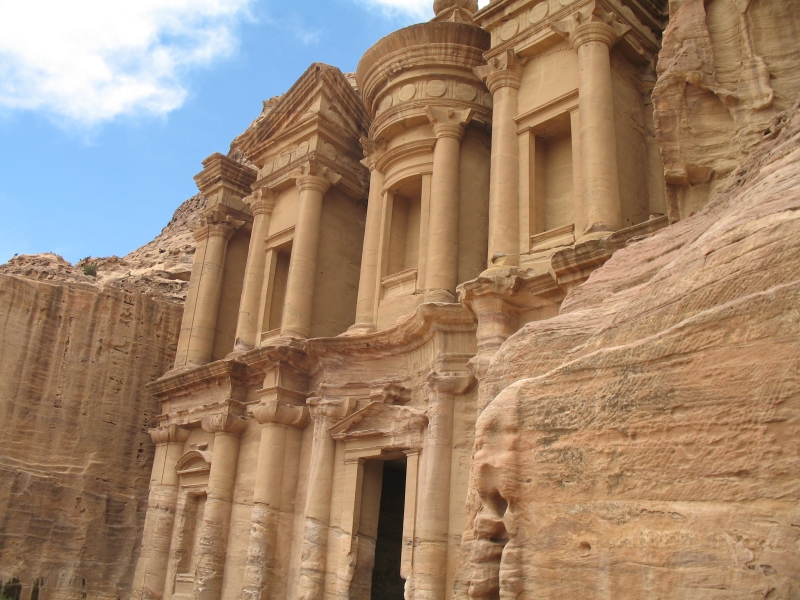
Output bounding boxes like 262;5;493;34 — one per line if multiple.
175;450;212;477
234;63;371;166
329;401;428;447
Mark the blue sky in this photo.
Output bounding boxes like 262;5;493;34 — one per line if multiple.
0;0;487;264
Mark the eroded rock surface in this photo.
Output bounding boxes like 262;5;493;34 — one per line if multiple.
653;0;800;219
0;197;201;596
454;103;800;598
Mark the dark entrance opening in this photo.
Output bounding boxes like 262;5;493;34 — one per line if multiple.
371;458;407;600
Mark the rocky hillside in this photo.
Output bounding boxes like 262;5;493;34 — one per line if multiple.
454;100;800;598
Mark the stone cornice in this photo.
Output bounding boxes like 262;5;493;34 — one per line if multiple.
147;359;253;400
252;149;367;201
481;0;660;64
304;303;476;361
194;152;257;200
235;63;371;164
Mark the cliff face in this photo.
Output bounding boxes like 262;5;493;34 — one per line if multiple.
0;197;204;597
653;0;800;219
454;101;800;598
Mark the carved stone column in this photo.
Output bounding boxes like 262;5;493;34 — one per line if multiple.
234;188;277;352
424;108;473;303
240;400;309;600
295;396;354;600
348;138;386;335
553;4;630;239
281;161;342;339
176;210;244;367
412;371;473;600
193;414;247;600
475;50;523;268
131;425;191;600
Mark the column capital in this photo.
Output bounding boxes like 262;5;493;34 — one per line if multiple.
551;2;631;50
249;399;310;429
425;369;474;396
370;382;411;405
244;186;278;217
291;159;342;194
474;50;524;94
359;137;387;172
189;208;245;243
426;107;473;141
149;424;191;446
307;395;357;422
201;413;248;436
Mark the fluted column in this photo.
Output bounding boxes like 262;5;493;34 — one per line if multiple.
554;4;630;238
412;371;473;600
424;107;472;303
240;401;309;600
193;414;247;600
234;188;277;352
176;210;244;367
281;161;342;339
475;50;523;268
295;397;353;600
131;425;190;600
347;138;386;335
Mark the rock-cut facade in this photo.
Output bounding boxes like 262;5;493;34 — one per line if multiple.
131;0;686;598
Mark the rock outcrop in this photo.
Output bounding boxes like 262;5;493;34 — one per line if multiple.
454;101;800;598
653;0;800;220
0;196;205;597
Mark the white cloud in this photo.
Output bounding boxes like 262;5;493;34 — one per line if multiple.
359;0;490;18
0;0;252;125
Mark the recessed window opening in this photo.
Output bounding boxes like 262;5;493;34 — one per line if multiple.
268;241;292;332
387;178;422;278
178;493;207;575
533;113;574;233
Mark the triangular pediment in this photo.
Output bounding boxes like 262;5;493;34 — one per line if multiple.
234;63;370;163
330;401;427;442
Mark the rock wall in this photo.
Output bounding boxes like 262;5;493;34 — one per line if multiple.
0;275;184;598
0;196;205;597
653;0;800;220
453;102;800;598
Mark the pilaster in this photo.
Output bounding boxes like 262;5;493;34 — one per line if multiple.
280;160;343;340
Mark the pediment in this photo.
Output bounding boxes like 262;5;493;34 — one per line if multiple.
235;63;370;162
176;450;212;477
329;401;427;443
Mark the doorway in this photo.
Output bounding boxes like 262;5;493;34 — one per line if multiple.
371;458;407;600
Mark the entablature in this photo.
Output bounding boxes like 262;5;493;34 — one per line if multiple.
477;0;661;65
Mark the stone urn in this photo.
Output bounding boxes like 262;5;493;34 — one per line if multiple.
433;0;479;16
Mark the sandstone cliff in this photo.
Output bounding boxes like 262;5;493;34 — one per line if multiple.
653;0;800;220
454;101;800;598
0;196;204;597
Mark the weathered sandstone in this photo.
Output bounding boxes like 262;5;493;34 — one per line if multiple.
454;100;800;598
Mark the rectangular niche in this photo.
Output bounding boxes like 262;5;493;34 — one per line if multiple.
532;112;574;236
259;233;293;344
382;177;422;298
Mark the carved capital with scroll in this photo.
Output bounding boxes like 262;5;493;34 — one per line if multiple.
426;107;474;141
551;1;631;50
291;159;343;195
201;413;248;436
249;399;310;429
244;186;277;217
474;49;524;94
149;424;192;446
189;208;246;243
